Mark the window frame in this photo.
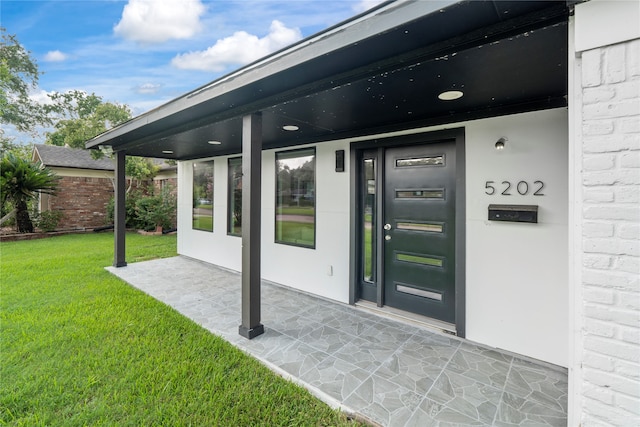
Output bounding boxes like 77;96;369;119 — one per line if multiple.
274;147;316;249
192;160;214;232
227;157;242;237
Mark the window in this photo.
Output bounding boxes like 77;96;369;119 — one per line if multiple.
228;157;242;236
362;157;376;282
275;148;315;248
192;160;214;231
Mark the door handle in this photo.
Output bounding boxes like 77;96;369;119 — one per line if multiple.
384;223;392;231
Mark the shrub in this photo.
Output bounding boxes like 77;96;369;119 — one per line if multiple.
106;190;145;229
33;210;64;232
136;185;176;231
106;185;176;231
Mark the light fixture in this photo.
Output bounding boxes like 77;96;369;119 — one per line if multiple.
283;125;299;131
207;140;222;145
162;150;174;154
438;90;464;101
495;137;507;150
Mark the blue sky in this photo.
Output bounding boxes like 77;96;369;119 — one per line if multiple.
2;0;383;141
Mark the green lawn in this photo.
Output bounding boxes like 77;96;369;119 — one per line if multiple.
192;215;213;232
276;221;315;247
276;206;315;216
1;233;362;426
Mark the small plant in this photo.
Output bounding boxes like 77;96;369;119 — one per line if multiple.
33;210;64;232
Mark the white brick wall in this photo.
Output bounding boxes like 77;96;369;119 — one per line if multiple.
580;38;640;426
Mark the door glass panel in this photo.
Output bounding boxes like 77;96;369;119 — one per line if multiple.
395;189;444;199
396;252;443;267
363;158;376;282
396;222;443;233
396;155;444;167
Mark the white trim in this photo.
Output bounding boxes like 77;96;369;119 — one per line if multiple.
575;0;640;52
49;167;114;179
567;14;584;427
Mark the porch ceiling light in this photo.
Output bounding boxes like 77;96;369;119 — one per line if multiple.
207;140;222;145
283;125;299;131
438;90;464;101
162;150;174;154
495;137;507;150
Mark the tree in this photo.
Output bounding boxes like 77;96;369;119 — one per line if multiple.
45;90;159;186
0;153;59;233
0;28;52;150
46;91;131;149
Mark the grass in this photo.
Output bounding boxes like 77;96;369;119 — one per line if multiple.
1;233;363;426
276;206;314;216
275;221;315;247
192;215;213;232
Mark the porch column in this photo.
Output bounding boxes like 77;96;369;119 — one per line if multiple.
238;112;264;339
113;149;127;267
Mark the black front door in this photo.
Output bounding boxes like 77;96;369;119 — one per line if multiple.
382;141;456;323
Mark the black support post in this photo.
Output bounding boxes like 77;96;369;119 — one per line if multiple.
238;112;264;339
113;150;127;268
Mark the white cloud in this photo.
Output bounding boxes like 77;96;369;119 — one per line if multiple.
114;0;206;44
353;0;386;13
44;50;68;62
29;89;58;106
135;83;163;94
171;20;302;72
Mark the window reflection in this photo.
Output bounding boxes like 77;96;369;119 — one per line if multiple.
228;157;242;236
275;148;315;248
363;158;376;282
192;160;214;231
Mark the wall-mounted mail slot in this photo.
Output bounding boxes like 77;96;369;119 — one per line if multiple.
488;204;538;223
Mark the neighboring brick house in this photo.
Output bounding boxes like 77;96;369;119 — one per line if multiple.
32;144;177;230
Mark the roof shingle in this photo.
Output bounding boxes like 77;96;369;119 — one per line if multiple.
33;144;115;171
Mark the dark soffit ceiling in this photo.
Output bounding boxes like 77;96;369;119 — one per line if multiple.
87;0;570;160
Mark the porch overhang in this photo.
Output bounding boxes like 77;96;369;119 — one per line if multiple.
86;0;570;159
93;0;572;340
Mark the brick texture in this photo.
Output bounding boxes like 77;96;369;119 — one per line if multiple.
45;176;115;230
580;40;640;426
43;176;173;230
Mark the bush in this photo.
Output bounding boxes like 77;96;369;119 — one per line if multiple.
106;190;145;229
33;210;63;232
106;185;176;231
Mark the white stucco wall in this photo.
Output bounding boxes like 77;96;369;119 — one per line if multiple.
176;108;569;366
464;109;569;367
177;139;352;303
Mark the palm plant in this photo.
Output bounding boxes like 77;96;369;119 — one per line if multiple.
0;153;59;232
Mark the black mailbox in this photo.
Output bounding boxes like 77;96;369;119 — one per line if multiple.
488;204;538;223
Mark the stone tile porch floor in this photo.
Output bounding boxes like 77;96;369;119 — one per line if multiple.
107;256;568;427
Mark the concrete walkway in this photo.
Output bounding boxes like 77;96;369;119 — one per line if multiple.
107;256;568;427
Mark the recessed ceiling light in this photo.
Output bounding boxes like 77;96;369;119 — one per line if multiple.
162;150;173;154
438;90;464;101
283;125;299;131
207;140;222;145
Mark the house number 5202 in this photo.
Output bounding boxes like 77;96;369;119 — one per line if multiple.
485;180;545;196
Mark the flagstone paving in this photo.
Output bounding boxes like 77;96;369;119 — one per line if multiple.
107;256;568;427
